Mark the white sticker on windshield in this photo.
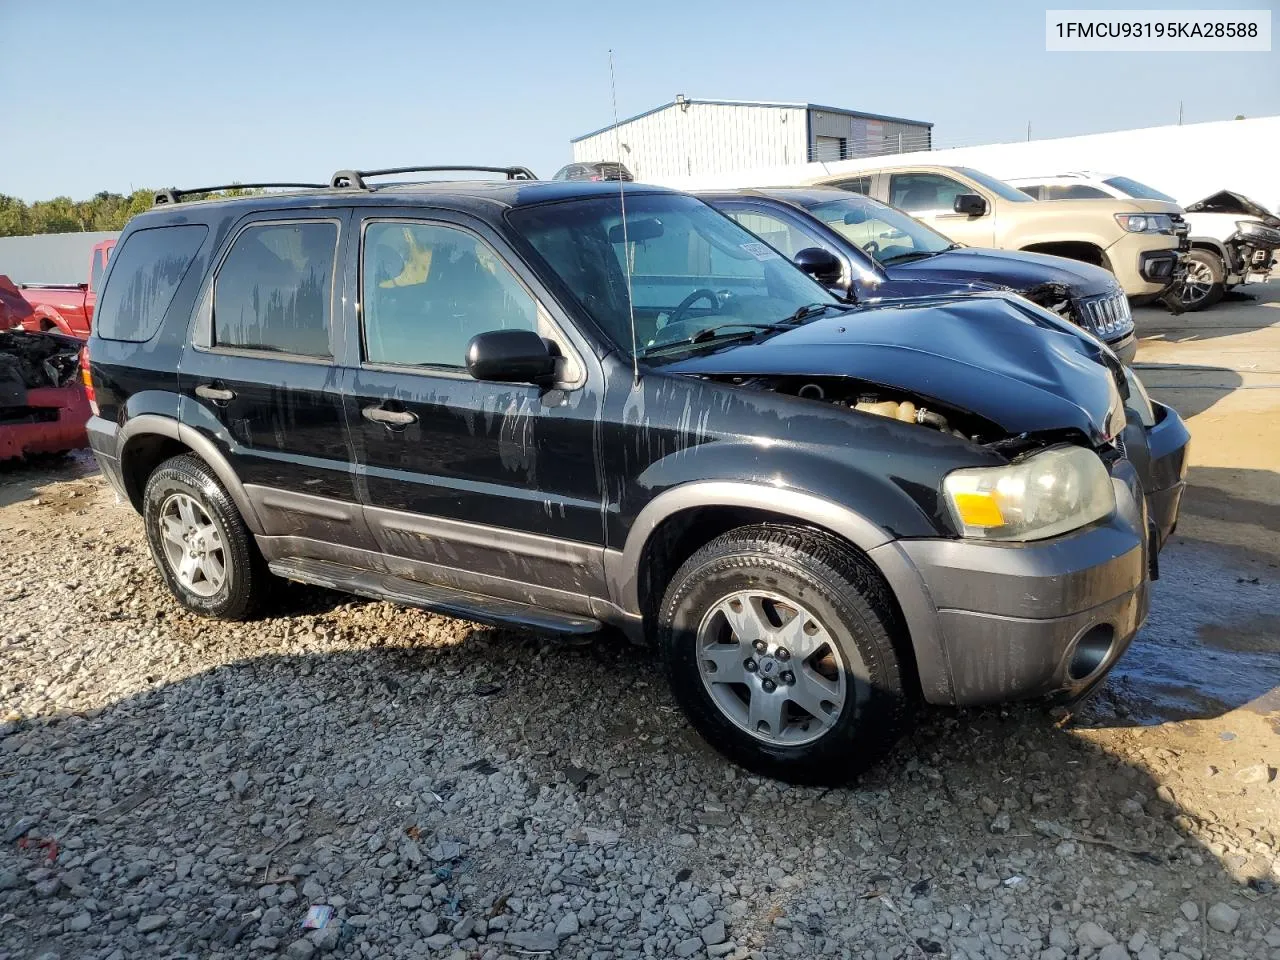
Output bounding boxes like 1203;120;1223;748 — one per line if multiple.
740;241;780;261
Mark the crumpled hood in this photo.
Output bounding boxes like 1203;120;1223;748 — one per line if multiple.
1186;190;1278;224
662;292;1126;445
883;247;1117;299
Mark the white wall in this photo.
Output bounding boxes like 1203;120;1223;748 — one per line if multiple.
0;231;118;285
572;102;808;181
654;116;1280;212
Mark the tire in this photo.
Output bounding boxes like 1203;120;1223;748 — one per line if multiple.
658;524;910;784
1178;249;1226;311
142;453;267;620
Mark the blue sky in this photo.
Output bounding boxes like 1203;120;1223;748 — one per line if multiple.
3;0;1277;201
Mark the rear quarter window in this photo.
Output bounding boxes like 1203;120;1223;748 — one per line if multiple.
96;225;208;341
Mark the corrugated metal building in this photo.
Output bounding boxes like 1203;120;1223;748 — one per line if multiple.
570;97;932;181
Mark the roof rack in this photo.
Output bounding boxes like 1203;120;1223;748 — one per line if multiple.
153;182;329;206
328;165;537;189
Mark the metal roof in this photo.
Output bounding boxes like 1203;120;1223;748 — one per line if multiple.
571;98;933;143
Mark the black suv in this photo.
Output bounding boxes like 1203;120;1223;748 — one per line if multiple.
85;167;1189;783
699;187;1140;363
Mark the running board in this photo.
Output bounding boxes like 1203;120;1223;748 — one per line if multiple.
268;557;601;635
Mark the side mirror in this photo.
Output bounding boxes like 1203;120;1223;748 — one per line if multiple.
793;247;844;287
466;329;556;384
953;193;988;217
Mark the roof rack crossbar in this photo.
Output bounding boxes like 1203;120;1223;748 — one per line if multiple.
153;182;329;206
329;165;537;189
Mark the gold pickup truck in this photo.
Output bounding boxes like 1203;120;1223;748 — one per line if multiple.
807;164;1186;302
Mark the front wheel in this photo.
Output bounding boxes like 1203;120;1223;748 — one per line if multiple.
658;524;910;784
1178;249;1226;311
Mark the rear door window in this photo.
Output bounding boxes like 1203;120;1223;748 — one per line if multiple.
95;225;208;341
213;221;338;357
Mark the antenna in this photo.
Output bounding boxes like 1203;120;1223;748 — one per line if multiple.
609;49;640;385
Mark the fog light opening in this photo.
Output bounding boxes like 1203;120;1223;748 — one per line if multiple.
1067;624;1116;681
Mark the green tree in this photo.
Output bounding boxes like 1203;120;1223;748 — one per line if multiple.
0;185;268;237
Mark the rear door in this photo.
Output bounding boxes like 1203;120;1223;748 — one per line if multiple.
180;210;375;553
886;170;996;246
341;208;607;611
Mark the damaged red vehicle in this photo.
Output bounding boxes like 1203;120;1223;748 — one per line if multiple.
0;329;91;461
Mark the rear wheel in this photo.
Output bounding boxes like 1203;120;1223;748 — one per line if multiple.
142;454;267;619
658;524;910;784
1178;249;1226;311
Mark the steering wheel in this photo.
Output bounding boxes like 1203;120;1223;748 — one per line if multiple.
863;240;881;259
669;288;720;325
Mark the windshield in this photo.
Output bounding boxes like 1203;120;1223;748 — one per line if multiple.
1103;176;1176;202
805;195;954;263
508;193;839;358
955;167;1034;203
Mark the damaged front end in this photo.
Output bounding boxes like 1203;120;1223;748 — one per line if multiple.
0;329;91;461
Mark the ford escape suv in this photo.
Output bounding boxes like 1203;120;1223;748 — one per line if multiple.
85;167;1189;783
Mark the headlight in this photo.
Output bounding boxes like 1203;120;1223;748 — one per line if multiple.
1236;220;1280;243
1123;367;1157;428
1115;214;1174;234
943;446;1116;541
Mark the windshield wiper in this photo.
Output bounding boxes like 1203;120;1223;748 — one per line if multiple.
639;323;786;358
782;302;841;324
879;250;944;265
689;321;789;343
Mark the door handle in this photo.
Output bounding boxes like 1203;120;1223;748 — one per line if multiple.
362;404;418;427
196;383;235;404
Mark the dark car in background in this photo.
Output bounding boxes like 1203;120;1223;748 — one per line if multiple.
552;161;634;182
699;187;1139;363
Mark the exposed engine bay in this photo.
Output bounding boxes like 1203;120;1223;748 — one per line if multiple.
1;330;83;411
710;375;1014;444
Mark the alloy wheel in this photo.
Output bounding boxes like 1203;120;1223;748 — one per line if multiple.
1179;259;1215;307
696;590;848;746
158;492;228;597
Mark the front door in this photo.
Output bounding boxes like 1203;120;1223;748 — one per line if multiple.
341;210;607;612
179;210;373;552
886;171;996;247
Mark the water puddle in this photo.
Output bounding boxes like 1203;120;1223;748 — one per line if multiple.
1104;540;1280;723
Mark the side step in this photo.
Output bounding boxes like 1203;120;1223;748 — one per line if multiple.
268;557;601;635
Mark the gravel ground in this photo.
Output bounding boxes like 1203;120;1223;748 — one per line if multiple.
0;452;1277;960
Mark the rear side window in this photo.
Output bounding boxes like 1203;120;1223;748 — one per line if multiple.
96;225;207;341
213;221;337;357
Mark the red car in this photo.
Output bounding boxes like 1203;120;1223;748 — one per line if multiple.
18;238;116;338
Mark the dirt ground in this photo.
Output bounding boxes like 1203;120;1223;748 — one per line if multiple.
0;285;1278;960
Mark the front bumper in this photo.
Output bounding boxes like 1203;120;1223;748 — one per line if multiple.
1107;233;1183;297
1120;400;1190;551
870;459;1150;706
